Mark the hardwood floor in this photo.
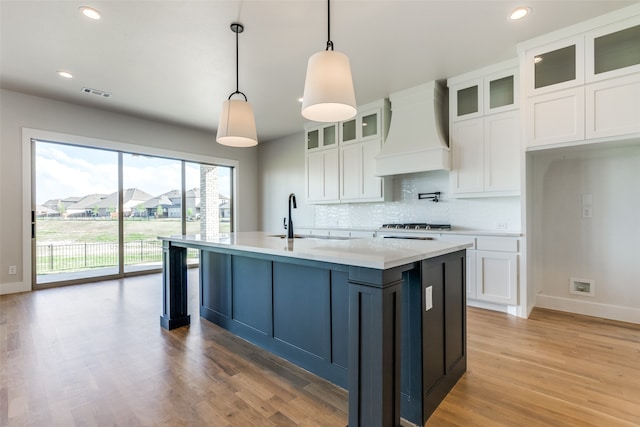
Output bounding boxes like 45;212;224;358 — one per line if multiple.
1;271;639;426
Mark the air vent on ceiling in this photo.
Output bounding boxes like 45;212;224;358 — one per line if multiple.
81;87;112;98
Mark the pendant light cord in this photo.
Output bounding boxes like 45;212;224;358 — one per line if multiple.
228;23;247;101
325;0;333;51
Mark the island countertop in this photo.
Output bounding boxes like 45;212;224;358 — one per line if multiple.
160;231;472;270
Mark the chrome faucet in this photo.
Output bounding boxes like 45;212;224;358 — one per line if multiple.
286;193;297;239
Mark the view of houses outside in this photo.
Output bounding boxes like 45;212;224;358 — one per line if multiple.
35;141;231;281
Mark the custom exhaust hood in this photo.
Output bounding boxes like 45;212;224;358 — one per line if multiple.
375;81;450;176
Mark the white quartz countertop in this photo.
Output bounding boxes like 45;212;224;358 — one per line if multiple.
160;232;472;270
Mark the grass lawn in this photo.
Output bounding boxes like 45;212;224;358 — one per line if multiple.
36;218;229;245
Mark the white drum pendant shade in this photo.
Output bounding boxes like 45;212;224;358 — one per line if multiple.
301;50;357;122
216;98;258;147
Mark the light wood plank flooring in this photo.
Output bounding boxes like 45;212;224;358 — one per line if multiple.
1;271;639;426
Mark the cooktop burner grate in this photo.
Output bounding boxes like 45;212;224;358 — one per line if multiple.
381;223;451;231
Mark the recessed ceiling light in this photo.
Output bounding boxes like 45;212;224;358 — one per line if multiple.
57;71;73;79
80;6;102;20
510;7;530;20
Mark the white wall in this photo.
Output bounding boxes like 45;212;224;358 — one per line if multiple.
258;133;522;232
257;131;315;233
0;89;258;294
530;143;640;323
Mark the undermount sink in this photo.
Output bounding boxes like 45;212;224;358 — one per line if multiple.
268;234;351;241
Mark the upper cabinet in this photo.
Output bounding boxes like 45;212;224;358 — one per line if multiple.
448;59;521;198
340;105;385;144
520;9;640;148
305;99;392;204
305;123;338;152
450;64;519;121
586;16;640;83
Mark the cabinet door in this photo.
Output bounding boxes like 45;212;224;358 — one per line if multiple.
306;123;338;151
450;79;483;121
340;144;362;200
525;36;585;96
484;111;520;193
484;68;519;114
306;151;325;202
306;149;339;203
361;139;383;199
324;149;340;201
526;87;585;148
475;250;518;305
451;118;484;194
585;15;640;83
585;73;640;139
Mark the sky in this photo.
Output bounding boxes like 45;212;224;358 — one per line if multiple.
35;141;231;205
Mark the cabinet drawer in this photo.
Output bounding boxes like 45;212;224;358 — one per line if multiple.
476;237;519;252
439;234;476;249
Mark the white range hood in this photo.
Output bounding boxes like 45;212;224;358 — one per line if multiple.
375;81;450;176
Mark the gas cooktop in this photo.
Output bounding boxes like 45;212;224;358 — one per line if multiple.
380;223;451;231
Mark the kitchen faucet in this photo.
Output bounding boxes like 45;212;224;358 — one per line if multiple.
285;193;297;239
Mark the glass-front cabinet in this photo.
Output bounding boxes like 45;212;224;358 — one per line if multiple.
586;16;640;82
340;107;382;144
525;35;585;96
450;62;519;121
305;123;337;151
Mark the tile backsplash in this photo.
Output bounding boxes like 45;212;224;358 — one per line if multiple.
313;170;521;231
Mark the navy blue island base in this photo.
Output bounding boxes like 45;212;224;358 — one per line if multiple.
160;236;467;427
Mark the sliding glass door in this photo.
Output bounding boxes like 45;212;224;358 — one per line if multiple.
122;154;182;273
34;141;120;284
32;139;234;286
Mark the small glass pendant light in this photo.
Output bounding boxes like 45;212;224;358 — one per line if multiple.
217;23;258;147
301;0;357;123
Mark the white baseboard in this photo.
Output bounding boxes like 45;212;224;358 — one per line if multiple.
536;294;640;324
0;281;30;295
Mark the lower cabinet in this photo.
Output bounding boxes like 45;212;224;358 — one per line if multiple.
472;237;519;306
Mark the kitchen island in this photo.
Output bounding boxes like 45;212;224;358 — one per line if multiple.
159;232;470;427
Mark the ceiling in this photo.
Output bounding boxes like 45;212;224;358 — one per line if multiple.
1;1;636;143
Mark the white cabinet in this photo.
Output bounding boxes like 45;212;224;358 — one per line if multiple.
585;15;640;83
305;99;391;204
526;87;585;147
340;102;388;144
450;118;484;194
450;110;520;196
521;13;640;148
450;63;519;122
474;237;519;306
340;139;390;202
306;148;339;203
449;61;521;197
585;73;640;139
306;123;338;151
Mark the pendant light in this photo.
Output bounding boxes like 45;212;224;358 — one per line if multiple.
301;0;357;123
216;22;258;147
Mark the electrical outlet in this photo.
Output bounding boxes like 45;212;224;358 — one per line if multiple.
425;286;433;311
8;265;17;275
496;221;508;230
582;207;592;218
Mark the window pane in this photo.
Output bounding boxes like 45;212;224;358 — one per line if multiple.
35;141;119;284
122;154;182;273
